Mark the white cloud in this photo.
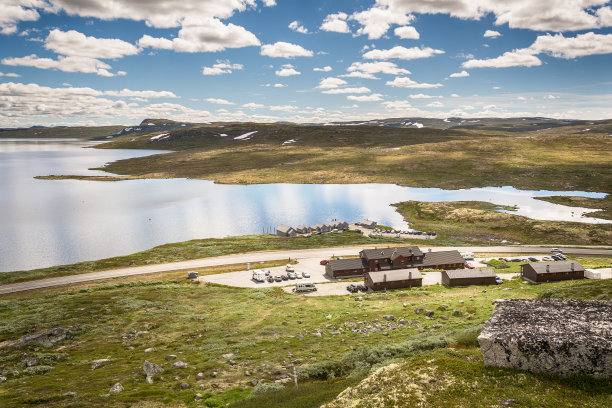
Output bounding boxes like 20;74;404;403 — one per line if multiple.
394;25;419;39
138;17;260;53
492;86;501;90
426;101;444;107
546;94;559;99
382;100;413;110
45;29;138;59
347;93;383;102
377;0;612;32
0;72;21;78
289;20;308;34
103;89;177;98
275;67;301;76
363;45;444;60
320;12;350;33
206;98;234;105
270;105;297;111
322;87;372;94
386;76;443;88
528;32;612;59
484;30;501;38
202;60;244;75
317;77;348;89
2;54;118;76
449;70;469;78
0;1;40;35
273;83;286;88
313;66;332;72
451;93;460;97
517;96;527;101
340;71;379;80
409;93;436;99
260;41;313;58
243;102;264;109
462;50;542;68
350;4;413;39
345;61;411;78
262;0;276;6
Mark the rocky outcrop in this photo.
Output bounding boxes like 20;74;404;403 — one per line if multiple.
1;326;82;349
478;299;612;378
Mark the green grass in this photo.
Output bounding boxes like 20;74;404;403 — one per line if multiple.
538;279;612;300
393;200;612;245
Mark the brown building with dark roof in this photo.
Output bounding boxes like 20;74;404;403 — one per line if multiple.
520;261;584;283
442;268;497;287
365;268;422;291
324;246;465;278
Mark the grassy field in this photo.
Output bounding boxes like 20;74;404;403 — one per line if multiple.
0;125;124;139
0;232;413;286
0;272;610;407
393;201;612;245
535;195;612;220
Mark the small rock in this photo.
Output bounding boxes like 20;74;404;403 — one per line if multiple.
355;296;363;301
438;305;448;311
144;347;156;353
295;334;304;340
172;360;188;369
196;372;205;380
143;360;164;377
414;308;424;314
417;327;425;333
146;376;154;385
0;376;6;383
423;309;434;317
500;399;516;406
210;371;218;378
459;300;464;304
91;357;111;370
282;321;288;326
440;316;449;321
109;382;123;394
452;310;464;317
326;314;332;319
482;290;487;293
382;315;395;321
313;332;322;338
221;353;235;360
251;378;259;386
165;355;177;361
402;302;408;308
180;382;190;390
245;371;251;376
195;393;203;401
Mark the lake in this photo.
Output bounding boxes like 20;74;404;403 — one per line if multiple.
0;139;608;272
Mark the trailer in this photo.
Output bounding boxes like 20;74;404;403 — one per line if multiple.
293;281;317;293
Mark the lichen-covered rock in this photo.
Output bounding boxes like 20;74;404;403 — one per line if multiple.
478;299;612;378
2;326;82;349
143;360;164;377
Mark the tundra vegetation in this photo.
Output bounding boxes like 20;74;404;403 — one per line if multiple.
0;272;610;407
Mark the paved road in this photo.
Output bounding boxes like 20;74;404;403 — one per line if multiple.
1;245;610;295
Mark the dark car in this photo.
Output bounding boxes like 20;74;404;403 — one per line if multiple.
274;275;282;282
267;275;274;283
495;277;503;285
346;284;358;293
357;284;368;292
551;255;562;261
281;274;289;281
528;257;539;262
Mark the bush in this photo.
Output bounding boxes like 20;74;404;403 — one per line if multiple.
486;259;509;269
24;365;53;375
452;326;482;347
251;382;285;395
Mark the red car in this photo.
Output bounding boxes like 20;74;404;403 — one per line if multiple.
465;263;475;269
320;259;329;265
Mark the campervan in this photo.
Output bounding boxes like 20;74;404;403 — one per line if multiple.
293;281;317;293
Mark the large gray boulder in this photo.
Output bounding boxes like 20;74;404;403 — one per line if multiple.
479;299;612;378
143;360;164;377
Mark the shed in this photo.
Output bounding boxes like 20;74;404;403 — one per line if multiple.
325;258;370;279
520;261;584;283
335;219;349;230
442;268;497;287
296;225;311;234
585;268;612;280
276;224;296;237
365;268;422;291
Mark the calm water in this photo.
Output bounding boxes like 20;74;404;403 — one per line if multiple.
0;139;608;272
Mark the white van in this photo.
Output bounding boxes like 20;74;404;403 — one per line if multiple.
252;269;267;282
293;281;317;293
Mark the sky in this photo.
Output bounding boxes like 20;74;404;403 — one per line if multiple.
0;0;611;127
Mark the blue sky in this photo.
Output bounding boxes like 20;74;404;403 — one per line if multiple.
1;0;611;126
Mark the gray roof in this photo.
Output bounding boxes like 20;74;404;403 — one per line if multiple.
276;224;295;233
368;268;422;283
327;258;368;272
525;261;584;274
360;219;377;225
361;246;423;261
444;268;496;279
422;250;465;267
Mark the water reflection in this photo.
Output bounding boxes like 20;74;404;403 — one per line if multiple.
0;139;608;272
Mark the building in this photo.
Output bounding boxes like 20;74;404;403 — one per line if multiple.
520;261;584;283
585;268;612;280
276;224;296;237
325;258;369;278
365;268;422;291
358;219;377;229
296;225;311;234
442;268;497;287
325;245;465;278
335;219;349;230
360;246;424;271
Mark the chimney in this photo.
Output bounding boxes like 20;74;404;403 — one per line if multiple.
571;263;575;272
546;264;550;273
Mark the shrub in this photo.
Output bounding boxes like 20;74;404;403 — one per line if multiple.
251;382;285;395
24;365;53;375
487;259;509;269
452;326;482;347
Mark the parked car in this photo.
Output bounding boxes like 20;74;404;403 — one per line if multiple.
542;256;552;261
346;284;358;293
293;281;317;293
551;248;563;253
465;263;475;269
495;276;503;285
285;264;295;272
302;271;310;278
357;284;368;292
551;255;562;261
320;259;328;265
267;275;274;283
274;275;282;282
287;272;297;280
558;254;567;260
295;272;302;279
528;257;539;262
281;274;289;281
